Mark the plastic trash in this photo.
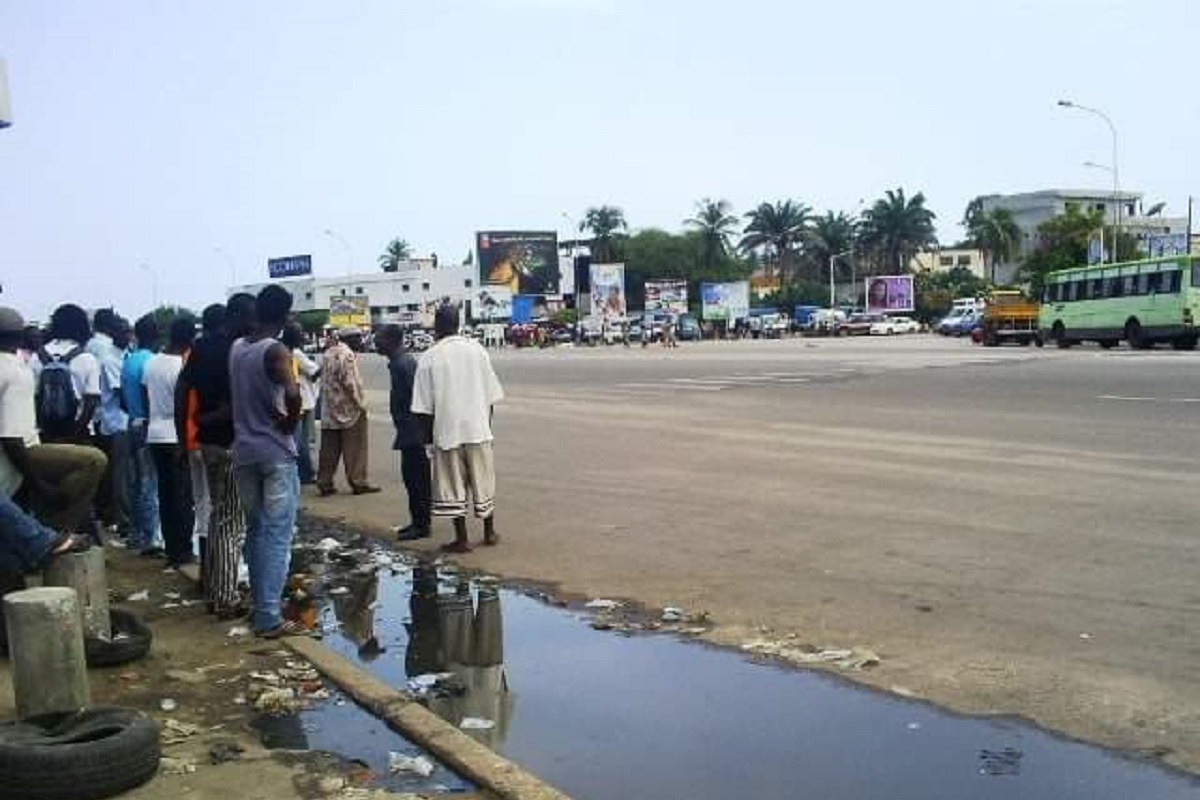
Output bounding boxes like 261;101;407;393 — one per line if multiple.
329;586;350;596
661;607;685;622
585;598;621;610
159;698;178;712
388;752;435;777
460;717;495;731
226;625;251;638
126;589;150;602
316;537;342;552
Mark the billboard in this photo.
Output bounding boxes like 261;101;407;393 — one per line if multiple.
477;231;559;295
474;286;513;322
864;275;915;314
589;263;626;322
268;254;312;279
1143;233;1189;257
701;281;750;321
329;296;370;327
645;280;688;314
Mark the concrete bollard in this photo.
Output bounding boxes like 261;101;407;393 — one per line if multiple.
3;587;90;718
42;548;111;639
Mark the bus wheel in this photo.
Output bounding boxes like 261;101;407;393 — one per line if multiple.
1171;335;1198;351
1125;319;1148;350
1099;340;1116;350
1052;322;1071;349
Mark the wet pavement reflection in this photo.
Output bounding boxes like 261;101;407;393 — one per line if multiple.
295;530;1198;800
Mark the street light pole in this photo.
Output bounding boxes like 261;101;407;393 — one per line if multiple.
1059;100;1120;263
562;211;582;343
1083;161;1115;264
829;249;854;308
323;228;353;277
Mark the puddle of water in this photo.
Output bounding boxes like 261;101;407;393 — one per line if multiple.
296;539;1198;800
251;672;474;794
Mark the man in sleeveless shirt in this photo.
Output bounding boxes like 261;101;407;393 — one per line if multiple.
229;285;303;638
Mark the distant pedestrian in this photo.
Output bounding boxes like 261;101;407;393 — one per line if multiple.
87;312;132;537
412;305;504;553
316;329;379;496
121;314;161;555
176;298;253;619
375;323;431;541
281;323;319;486
33;304;101;445
143;316;195;569
230;285;304;638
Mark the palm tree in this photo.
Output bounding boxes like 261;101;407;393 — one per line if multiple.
858;188;937;273
966;207;1021;284
806;211;858;283
580;206;627;262
378;238;412;272
684;198;739;270
739;200;813;287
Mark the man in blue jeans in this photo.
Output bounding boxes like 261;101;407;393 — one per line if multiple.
120;314;161;555
230;285;303;638
0;493;89;576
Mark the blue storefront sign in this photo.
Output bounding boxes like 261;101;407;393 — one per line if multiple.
268;255;312;279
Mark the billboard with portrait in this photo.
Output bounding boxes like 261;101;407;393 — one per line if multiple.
477;231;559;295
473;286;513;321
645;280;688;314
329;296;370;327
590;263;626;322
701;281;750;321
864;275;915;314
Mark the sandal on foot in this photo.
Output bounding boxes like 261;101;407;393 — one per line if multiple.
255;619;316;639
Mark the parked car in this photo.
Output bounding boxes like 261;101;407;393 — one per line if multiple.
869;316;921;335
935;310;968;335
626;319;644;341
809;308;847;335
842;313;882;336
948;309;982;337
676;313;701;341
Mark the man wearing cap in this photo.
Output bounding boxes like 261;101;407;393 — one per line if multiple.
316;328;380;496
0;307;107;533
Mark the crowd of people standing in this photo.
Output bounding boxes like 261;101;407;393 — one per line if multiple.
0;285;506;638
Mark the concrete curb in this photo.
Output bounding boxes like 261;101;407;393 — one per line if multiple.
285;636;574;800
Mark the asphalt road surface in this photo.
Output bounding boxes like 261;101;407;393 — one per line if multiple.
314;334;1200;772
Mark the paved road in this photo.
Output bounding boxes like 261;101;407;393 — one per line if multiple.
315;335;1200;771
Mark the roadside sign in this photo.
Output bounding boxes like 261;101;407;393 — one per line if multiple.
268;254;312;279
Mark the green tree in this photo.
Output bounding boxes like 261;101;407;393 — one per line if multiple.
1017;207;1140;294
580;205;628;263
684;198;739;272
149;305;196;348
804;210;858;286
965;206;1021;284
620;228;750;310
914;267;990;324
378;238;412;272
859;188;938;273
739;200;813;288
295;309;329;335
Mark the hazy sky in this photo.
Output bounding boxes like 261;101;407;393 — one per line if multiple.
1;0;1195;320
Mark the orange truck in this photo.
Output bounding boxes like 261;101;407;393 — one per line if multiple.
980;291;1042;347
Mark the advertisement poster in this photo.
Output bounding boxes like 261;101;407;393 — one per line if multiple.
267;254;312;279
477;231;559;295
589;263;626;321
473;286;513;321
864;275;915;314
329;296;370;327
1143;233;1188;257
645;280;688;313
701;281;750;321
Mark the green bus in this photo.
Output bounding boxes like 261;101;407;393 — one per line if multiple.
1039;255;1199;350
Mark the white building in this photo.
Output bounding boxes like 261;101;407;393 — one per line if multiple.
910;247;986;279
228;259;479;324
979;189;1189;282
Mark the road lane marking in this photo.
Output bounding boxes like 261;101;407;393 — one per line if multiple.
1097;395;1156;402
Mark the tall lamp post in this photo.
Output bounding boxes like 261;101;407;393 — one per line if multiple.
561;211;583;343
829;249;854;308
323;228;353;277
1058;100;1120;262
1083;161;1115;263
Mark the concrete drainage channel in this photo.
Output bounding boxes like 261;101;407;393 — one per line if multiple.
290;519;1199;800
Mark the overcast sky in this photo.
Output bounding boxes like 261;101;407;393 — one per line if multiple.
1;0;1195;320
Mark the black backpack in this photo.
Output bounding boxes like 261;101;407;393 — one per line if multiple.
36;345;83;439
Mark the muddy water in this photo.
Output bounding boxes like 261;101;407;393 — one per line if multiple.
300;546;1197;800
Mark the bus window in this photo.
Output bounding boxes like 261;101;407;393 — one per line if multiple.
1162;271;1181;294
1066;282;1078;302
1136;274;1150;295
1091;278;1103;298
1147;273;1162;295
1123;275;1136;296
1104;277;1122;298
1193;262;1200;289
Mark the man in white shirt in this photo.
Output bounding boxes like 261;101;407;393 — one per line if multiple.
0;307;107;534
142;317;196;569
32;304;102;443
87;310;132;536
411;305;504;553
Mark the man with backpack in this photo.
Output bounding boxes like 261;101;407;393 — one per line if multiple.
0;307;107;534
32;304;102;444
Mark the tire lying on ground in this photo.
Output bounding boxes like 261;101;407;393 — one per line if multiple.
84;608;153;668
0;707;160;800
0;608;152;667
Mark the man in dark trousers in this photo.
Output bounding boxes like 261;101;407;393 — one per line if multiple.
375;324;431;541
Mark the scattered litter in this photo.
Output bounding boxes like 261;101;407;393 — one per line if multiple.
160;756;197;775
159;602;181;609
164;591;181;600
741;640;881;670
226;625;251;639
209;740;244;764
165;669;206;685
126;589;149;602
891;685;917;698
316;537;342;552
585;598;621;610
161;719;200;745
250;670;283;685
329;586;350;596
316;775;346;795
232;694;247;706
979;747;1023;776
907;722;922;731
387;752;435;777
254;687;299;715
278;665;320;682
661;607;685;623
406;672;465;698
460;717;495;731
159;698;178;712
1079;633;1092;640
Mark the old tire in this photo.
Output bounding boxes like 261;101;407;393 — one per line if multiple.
0;707;160;800
85;608;152;668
